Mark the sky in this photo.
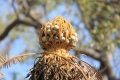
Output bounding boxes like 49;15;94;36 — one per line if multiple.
0;1;120;80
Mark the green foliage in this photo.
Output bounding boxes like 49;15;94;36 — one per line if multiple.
77;0;120;52
0;18;5;35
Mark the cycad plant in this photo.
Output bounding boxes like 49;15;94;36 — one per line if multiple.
0;16;103;80
26;16;103;80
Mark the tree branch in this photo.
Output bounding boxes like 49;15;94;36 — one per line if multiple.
0;19;42;41
75;47;102;60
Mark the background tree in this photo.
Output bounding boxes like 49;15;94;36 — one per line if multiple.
0;0;120;80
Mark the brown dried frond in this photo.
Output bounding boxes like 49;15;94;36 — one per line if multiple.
72;55;103;80
0;52;36;79
27;16;103;80
0;70;4;79
26;51;103;80
0;53;36;69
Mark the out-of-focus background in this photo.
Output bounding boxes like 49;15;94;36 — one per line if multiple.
0;0;120;80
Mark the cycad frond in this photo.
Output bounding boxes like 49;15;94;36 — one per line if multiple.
27;51;103;80
72;55;103;80
0;53;36;69
0;70;4;79
0;52;36;79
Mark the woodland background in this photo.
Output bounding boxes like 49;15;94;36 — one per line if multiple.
0;0;120;80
